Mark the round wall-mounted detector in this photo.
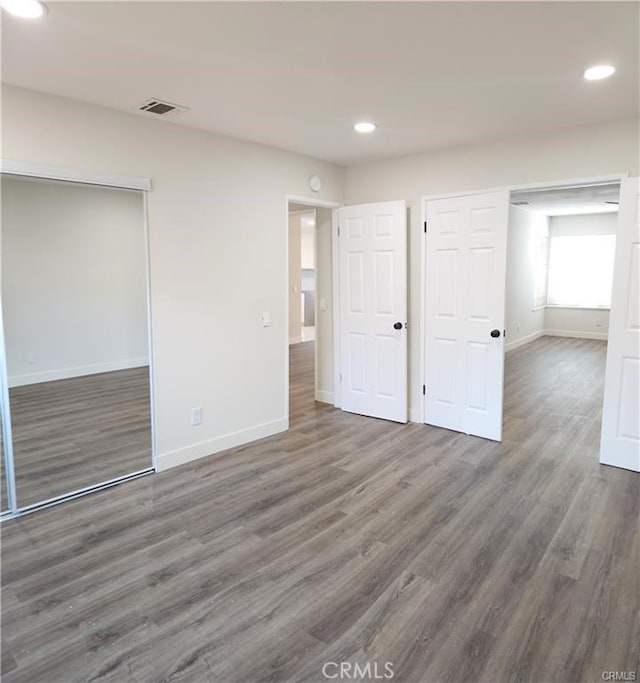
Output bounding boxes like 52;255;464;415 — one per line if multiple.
309;175;322;192
354;122;376;133
583;65;615;81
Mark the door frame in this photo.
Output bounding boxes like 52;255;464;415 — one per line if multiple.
420;173;628;428
0;158;156;519
285;195;342;420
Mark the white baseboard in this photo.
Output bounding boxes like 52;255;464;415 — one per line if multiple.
505;331;544;352
9;357;149;387
289;336;302;345
505;329;608;352
156;417;288;472
409;408;422;424
316;390;334;405
544;329;608;341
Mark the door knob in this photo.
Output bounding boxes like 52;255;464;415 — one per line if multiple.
490;329;501;338
393;322;403;330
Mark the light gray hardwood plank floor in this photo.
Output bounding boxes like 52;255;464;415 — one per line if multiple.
6;367;152;508
1;337;637;683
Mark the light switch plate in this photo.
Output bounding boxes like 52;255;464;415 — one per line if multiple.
191;407;202;426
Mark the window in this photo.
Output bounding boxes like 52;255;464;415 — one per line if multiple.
547;234;616;308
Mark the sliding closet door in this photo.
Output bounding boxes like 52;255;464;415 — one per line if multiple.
0;375;15;515
1;174;153;509
0;410;7;513
0;250;15;516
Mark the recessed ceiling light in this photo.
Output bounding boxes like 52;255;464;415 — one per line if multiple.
0;0;47;18
354;122;376;134
583;65;615;81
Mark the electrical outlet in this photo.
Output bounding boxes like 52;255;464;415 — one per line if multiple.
319;298;327;312
595;318;602;328
261;311;271;327
27;353;36;366
190;407;202;426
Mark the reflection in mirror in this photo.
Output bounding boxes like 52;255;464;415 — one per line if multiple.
1;174;152;509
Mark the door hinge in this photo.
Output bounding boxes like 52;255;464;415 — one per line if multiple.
337;225;340;237
422;384;426;396
424;221;427;233
504;329;506;338
339;372;342;383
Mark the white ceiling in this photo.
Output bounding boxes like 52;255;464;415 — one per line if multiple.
2;2;638;166
511;183;620;216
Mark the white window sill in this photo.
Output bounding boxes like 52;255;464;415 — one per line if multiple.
545;305;611;311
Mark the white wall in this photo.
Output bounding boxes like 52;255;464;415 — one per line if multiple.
301;223;315;271
549;212;618;237
505;206;548;351
300;220;315;293
544;306;610;339
544;212;617;339
2;85;344;470
345;118;639;420
288;212;302;344
2;175;148;386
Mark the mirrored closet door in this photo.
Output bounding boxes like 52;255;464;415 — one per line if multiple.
0;173;154;512
0;402;8;513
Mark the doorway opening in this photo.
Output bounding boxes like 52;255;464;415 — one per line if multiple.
421;174;632;469
286;198;338;423
287;198;409;425
504;182;619;456
289;207;317;345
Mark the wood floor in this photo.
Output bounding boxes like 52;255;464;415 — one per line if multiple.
1;337;638;683
5;368;152;508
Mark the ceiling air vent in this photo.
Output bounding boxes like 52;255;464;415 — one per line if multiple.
137;99;189;117
511;201;530;206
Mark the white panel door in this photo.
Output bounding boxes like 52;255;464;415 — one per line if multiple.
600;177;640;472
424;191;509;441
338;201;407;423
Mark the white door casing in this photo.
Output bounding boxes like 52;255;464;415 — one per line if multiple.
424;191;509;441
600;177;640;472
337;201;407;423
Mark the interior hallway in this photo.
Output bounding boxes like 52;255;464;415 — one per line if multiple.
1;337;637;682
